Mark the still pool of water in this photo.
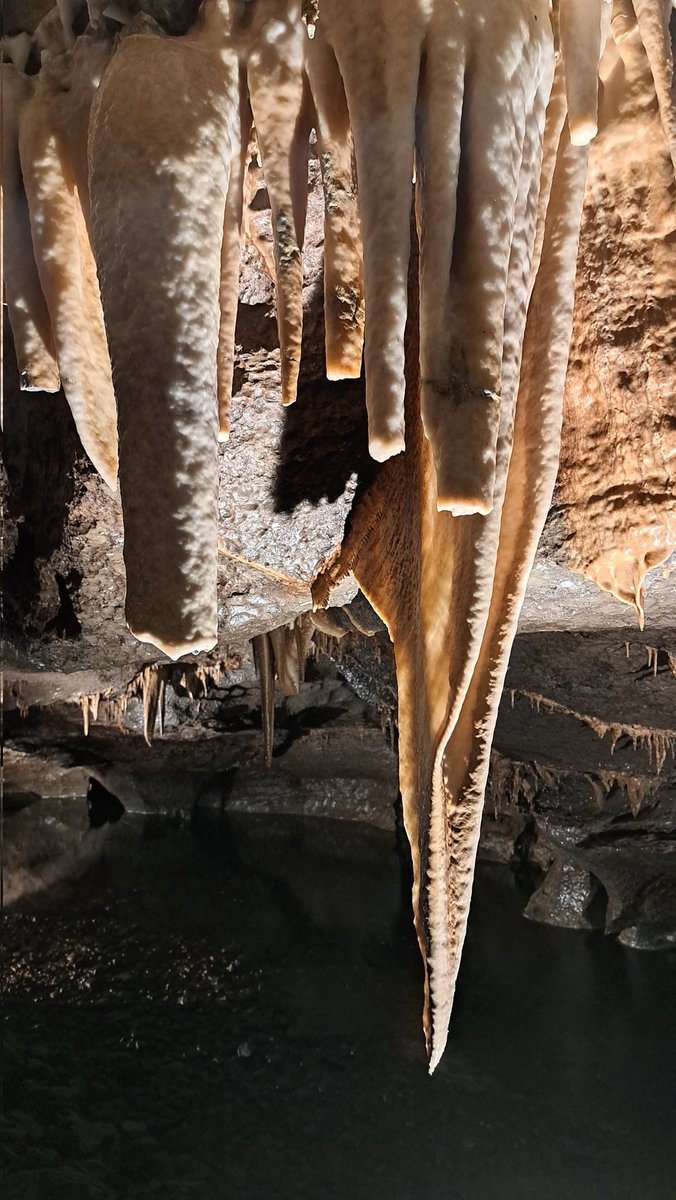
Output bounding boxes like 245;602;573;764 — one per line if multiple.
2;812;675;1199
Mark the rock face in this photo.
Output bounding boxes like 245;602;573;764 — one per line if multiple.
557;23;676;626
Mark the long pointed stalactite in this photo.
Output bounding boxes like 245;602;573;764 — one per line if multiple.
17;33;118;487
315;96;589;1067
4;0;676;1068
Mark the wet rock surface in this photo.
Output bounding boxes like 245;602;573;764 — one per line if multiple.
4;622;676;946
2;813;675;1200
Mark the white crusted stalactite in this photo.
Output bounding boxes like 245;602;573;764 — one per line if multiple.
305;21;364;380
89;5;240;658
1;64;59;394
217;80;251;442
421;38;554;1067
314;0;554;508
426;99;588;1074
559;0;606;145
610;0;639;43
56;0;82;45
317;0;426;461
18;36;118;488
311;3;563;1070
34;8;70;62
246;1;311;406
418;1;551;516
2;34;33;73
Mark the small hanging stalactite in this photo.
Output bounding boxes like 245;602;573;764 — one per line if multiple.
75;655;237;746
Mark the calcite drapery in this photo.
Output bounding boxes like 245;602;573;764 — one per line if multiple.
309;0;554;518
315;65;590;1069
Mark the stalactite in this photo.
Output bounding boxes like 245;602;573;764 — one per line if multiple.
624;637;676;675
1;64;60;394
79;691;100;735
305;20;364;380
559;0;606;145
589;769;661;816
315;65;590;1067
512;688;676;771
1;34;33;71
309;0;556;518
243;0;312;406
242;142;278;281
252;631;275;767
89;2;241;657
18;33;118;488
632;0;676;169
217;82;252;441
488;754;559;816
74;658;233;745
489;751;662;820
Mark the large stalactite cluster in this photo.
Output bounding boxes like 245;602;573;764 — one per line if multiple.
3;0;675;1068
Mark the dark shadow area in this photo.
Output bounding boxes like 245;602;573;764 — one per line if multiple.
2;813;675;1200
271;267;377;512
271;704;349;757
2;319;82;642
273;370;375;511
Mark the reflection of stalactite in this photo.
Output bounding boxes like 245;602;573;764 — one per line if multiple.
489;750;662;820
586;770;661;818
488;754;557;817
10;686;30;719
510;688;676;771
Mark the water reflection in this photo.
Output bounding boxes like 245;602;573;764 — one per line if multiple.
2;813;675;1199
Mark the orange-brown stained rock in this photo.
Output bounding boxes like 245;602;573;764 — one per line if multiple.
557;23;676;627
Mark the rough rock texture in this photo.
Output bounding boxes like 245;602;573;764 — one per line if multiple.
557;25;676;625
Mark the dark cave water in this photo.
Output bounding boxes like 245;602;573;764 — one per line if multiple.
1;811;675;1200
